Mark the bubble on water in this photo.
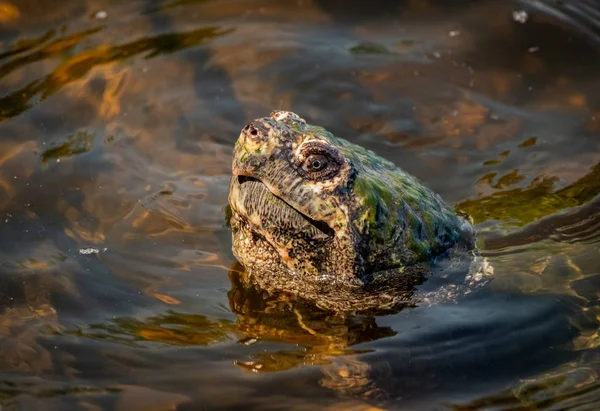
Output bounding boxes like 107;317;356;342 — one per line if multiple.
79;247;107;255
94;10;108;20
513;10;528;23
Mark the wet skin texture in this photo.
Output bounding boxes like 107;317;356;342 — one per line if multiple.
228;111;476;312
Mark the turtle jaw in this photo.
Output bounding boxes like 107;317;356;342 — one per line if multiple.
229;175;335;242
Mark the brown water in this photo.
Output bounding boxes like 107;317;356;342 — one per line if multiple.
1;0;600;409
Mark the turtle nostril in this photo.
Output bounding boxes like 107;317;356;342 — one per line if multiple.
243;124;260;139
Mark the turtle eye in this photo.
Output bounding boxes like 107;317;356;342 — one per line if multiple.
304;154;328;173
296;142;342;181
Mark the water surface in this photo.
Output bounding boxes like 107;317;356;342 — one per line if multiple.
1;0;600;410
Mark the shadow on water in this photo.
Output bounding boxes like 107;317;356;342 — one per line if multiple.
0;0;600;410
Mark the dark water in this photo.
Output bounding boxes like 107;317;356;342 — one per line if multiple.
1;0;600;409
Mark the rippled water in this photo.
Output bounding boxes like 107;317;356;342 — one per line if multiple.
1;0;600;410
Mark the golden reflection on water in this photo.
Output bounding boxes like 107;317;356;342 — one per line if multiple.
0;0;600;409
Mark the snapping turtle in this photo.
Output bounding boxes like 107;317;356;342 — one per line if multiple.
228;111;491;312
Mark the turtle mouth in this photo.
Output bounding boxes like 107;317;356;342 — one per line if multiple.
232;175;334;239
237;175;260;184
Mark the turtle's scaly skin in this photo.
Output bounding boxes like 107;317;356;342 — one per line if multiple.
228;111;475;312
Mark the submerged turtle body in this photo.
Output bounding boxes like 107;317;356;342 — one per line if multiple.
228;111;479;312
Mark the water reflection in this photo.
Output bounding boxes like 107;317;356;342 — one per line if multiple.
0;25;233;122
59;261;585;407
73;310;235;346
1;0;600;409
458;163;600;228
449;357;600;410
74;263;395;367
